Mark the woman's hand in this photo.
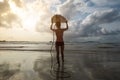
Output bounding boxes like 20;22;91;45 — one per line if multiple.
65;21;68;23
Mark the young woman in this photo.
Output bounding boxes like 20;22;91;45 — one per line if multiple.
50;21;68;64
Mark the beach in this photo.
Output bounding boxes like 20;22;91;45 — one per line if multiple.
0;41;120;80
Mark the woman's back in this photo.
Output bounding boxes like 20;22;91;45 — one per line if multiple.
55;29;64;42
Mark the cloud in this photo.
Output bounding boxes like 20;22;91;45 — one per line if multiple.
63;9;120;41
58;0;83;20
0;0;59;30
29;0;120;42
33;0;83;32
90;0;120;7
0;0;22;28
1;0;120;42
29;0;54;32
98;34;120;43
11;0;24;7
0;0;9;13
80;9;120;35
36;0;120;42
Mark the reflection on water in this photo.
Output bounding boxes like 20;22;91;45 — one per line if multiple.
0;51;50;80
0;62;20;80
34;59;71;80
0;50;73;80
53;63;71;80
0;50;120;80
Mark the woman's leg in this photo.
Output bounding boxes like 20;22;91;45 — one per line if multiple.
56;45;60;64
61;45;64;62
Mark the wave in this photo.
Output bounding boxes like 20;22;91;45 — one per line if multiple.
0;41;120;52
0;48;51;51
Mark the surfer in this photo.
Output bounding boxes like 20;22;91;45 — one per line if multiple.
50;21;68;64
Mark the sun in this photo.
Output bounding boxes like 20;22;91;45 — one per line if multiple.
22;14;39;31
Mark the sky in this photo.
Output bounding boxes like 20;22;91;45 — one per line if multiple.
0;0;120;42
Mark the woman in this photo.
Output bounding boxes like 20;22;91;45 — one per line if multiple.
50;21;68;64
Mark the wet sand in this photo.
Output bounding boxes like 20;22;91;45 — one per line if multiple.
0;50;120;80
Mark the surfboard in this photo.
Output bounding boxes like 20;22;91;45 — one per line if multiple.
51;14;67;23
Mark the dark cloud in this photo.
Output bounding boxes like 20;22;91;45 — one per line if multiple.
43;0;120;42
12;0;23;7
79;9;120;36
0;0;10;13
63;9;120;41
58;0;83;20
90;0;120;7
98;34;120;43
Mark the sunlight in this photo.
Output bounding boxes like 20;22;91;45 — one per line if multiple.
1;13;7;17
8;0;25;18
8;0;42;31
0;0;3;2
22;14;39;31
8;0;20;14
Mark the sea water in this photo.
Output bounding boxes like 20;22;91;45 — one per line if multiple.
0;41;120;80
0;41;120;51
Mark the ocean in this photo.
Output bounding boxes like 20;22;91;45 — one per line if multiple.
0;41;120;51
0;41;120;80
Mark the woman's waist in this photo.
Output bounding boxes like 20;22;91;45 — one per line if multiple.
56;39;64;42
55;41;64;43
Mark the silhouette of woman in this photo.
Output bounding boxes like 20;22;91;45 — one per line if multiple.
50;21;68;65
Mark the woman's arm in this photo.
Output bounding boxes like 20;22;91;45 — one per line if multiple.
50;23;55;31
50;23;53;30
63;21;68;31
66;21;68;30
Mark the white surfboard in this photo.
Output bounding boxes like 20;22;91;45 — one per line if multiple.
51;14;67;23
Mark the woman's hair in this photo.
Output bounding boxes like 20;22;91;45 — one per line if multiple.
55;22;61;29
